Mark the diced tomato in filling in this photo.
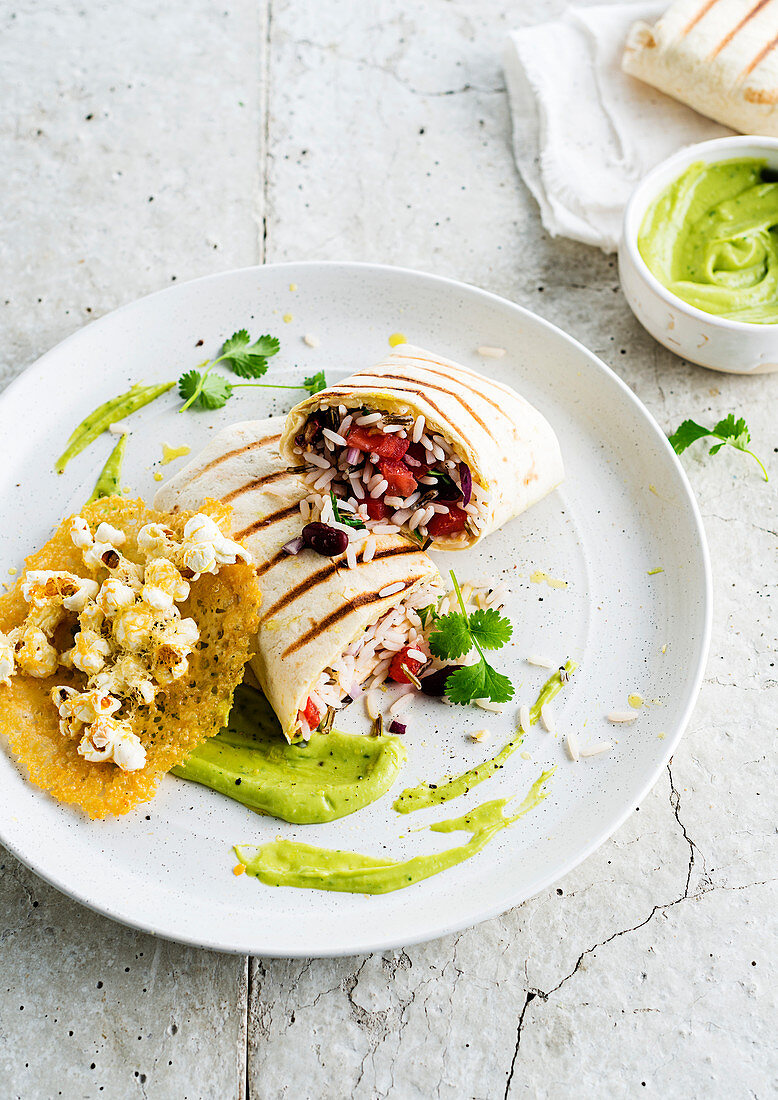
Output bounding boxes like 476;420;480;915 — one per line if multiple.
299;697;321;730
345;426;409;461
365;497;391;521
389;644;428;684
426;505;468;538
378;458;417;497
404;442;431;475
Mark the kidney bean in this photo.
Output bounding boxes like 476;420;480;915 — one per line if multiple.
302;522;349;557
420;665;463;696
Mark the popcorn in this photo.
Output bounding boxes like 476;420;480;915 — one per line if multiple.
113;604;155;651
137;523;175;557
14;627;59;678
94;654;156;706
70;630;112;676
52;686;122;726
179;513;252;579
7;508;250;778
96;578;136;618
142;557;189;611
22;570;99;613
77;716;146;772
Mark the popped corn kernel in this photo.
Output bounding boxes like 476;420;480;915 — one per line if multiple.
71;630;112;675
15;627;59;678
77;716;146;772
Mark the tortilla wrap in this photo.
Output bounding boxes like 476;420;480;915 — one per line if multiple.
279;344;564;548
155;418;442;741
623;1;778;137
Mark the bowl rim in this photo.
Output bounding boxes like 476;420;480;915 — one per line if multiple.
621;134;778;335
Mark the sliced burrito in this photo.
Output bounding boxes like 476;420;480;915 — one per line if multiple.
623;0;778;137
278;344;563;550
155;418;443;742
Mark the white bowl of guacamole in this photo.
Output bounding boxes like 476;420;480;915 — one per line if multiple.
619;136;778;373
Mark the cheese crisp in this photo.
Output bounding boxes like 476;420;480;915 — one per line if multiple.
0;496;261;818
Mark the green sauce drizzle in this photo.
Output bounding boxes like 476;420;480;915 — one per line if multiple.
234;768;554;894
56;381;174;474
173;685;406;824
86;433;127;504
393;659;576;813
529;658;576;723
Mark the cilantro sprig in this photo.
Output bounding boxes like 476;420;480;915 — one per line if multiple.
304;370;327;395
428;571;514;706
57;328;327;472
669;414;768;481
178;330;300;412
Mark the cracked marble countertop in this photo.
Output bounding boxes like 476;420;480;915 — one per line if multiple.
1;1;776;1097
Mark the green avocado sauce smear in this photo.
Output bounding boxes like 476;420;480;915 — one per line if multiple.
639;158;778;323
234;769;554;894
87;433;127;504
173;685;406;825
177;664;574;894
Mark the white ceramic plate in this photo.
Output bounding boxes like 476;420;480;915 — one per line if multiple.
0;263;711;957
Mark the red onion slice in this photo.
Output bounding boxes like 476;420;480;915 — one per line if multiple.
388;720;407;735
345;446;360;465
282;535;305;555
459;463;472;506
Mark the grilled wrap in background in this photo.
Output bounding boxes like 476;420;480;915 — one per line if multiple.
279;344;564;549
622;0;778;137
155;418;442;742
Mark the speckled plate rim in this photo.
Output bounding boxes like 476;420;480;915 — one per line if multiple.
0;261;712;957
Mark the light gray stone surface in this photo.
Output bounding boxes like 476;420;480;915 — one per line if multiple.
1;1;776;1098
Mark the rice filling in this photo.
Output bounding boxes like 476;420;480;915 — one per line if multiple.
291;406;490;557
295;583;436;738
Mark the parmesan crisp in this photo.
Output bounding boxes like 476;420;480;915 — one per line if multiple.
0;496;261;818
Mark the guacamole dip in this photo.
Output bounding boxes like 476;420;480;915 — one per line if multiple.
638;159;778;324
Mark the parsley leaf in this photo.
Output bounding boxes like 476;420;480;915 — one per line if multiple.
427;571;514;705
220;330;280;379
445;662;514;706
304;371;327;395
668;415;768;481
178;370;233;410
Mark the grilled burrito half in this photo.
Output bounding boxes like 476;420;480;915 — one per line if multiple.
279;344;563;550
623;0;778;137
155;418;443;742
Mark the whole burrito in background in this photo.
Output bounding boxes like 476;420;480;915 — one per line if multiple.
279;344;564;549
155;418;442;742
623;0;778;137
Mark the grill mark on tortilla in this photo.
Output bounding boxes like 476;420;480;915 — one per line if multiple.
741;30;778;76
281;575;425;658
682;0;720;36
325;383;466;440
709;0;771;58
194;433;283;478
221;469;297;504
356;369;513;429
255;548;290;578
260;544;423;623
234;503;300;541
390;354;520;401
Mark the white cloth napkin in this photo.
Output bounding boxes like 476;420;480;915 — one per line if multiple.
503;3;732;252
